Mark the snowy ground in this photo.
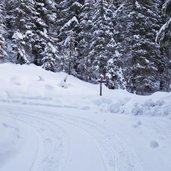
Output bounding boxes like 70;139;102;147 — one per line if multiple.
0;63;171;171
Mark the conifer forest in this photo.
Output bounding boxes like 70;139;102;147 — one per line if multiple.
0;0;171;95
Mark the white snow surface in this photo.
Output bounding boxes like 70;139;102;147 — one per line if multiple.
0;63;171;171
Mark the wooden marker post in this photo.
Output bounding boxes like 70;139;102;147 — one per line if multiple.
97;74;106;96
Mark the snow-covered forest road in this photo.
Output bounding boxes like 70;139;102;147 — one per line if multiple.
0;64;171;171
1;101;171;171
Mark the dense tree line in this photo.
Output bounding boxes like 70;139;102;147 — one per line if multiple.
0;0;171;95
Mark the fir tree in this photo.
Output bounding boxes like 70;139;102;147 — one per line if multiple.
76;0;95;81
0;0;170;94
5;0;59;69
0;0;7;63
87;0;116;81
114;0;170;94
156;0;171;88
57;0;83;74
5;0;37;64
113;0;123;8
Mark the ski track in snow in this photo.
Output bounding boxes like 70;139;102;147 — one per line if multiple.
2;110;69;171
1;103;143;171
0;102;171;171
4;109;115;171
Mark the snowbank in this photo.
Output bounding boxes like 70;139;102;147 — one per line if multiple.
0;63;171;117
84;90;171;117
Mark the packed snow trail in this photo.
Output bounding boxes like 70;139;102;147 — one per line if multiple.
0;103;112;171
0;64;171;171
1;102;171;171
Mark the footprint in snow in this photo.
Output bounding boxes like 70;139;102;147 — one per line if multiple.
2;122;9;128
150;140;159;148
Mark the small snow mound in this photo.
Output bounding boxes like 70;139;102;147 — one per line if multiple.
132;103;144;116
109;102;122;113
93;98;112;106
131;98;170;116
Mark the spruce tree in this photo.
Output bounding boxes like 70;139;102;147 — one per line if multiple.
87;0;116;81
76;0;95;80
1;0;170;94
114;0;170;94
156;0;171;88
5;0;59;70
113;0;123;8
0;0;7;63
5;0;37;64
104;2;126;89
33;0;58;71
56;0;83;74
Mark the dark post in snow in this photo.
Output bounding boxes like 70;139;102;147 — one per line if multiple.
97;74;106;96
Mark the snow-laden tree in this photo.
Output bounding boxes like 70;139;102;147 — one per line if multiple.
56;0;83;74
105;46;126;89
76;0;95;81
11;30;29;64
5;0;37;64
114;0;170;94
105;2;126;89
32;0;50;66
59;30;78;75
30;0;59;71
5;0;59;69
76;0;120;85
0;0;170;94
156;0;171;88
86;0;116;82
162;0;171;17
112;0;123;8
41;42;56;71
0;1;7;63
1;0;67;65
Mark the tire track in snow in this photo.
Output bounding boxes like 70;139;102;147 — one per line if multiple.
4;111;69;171
0;113;40;171
1;103;145;171
10;111;108;171
51;113;144;171
12;107;143;171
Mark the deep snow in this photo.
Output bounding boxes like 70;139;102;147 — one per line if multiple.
0;63;171;171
